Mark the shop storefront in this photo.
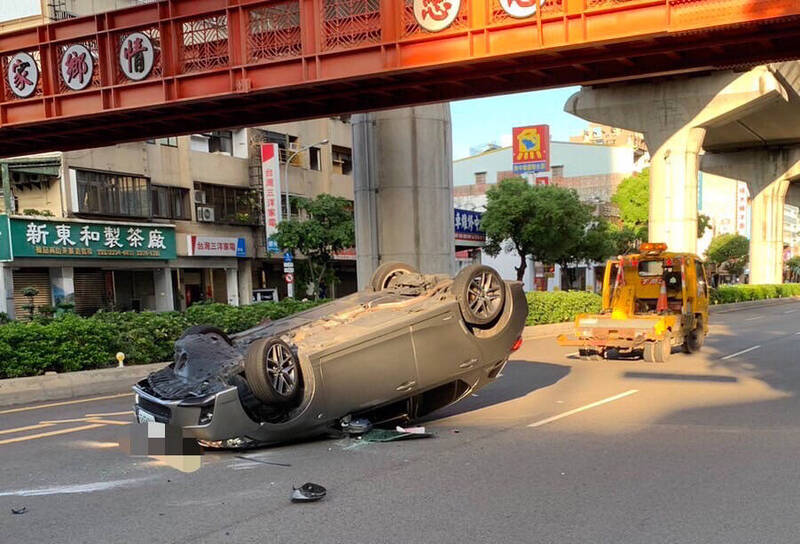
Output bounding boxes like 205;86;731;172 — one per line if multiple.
176;234;251;310
0;215;176;318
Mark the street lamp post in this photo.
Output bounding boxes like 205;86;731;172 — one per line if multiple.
284;139;329;221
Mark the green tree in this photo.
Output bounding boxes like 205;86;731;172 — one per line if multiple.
612;169;649;241
697;213;712;239
608;224;640;256
706;233;749;278
786;256;800;283
559;217;617;289
271;194;355;299
481;179;592;282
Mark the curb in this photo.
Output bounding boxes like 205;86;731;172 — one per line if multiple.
709;296;800;314
0;362;164;409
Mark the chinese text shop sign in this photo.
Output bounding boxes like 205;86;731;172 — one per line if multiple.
512;125;550;175
10;218;176;260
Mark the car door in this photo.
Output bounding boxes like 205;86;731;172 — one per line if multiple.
411;307;481;390
319;325;417;414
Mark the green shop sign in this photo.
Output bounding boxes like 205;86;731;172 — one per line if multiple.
0;215;10;262
8;217;176;260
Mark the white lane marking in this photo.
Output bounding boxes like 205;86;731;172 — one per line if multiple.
721;345;761;360
528;390;639;428
795;332;800;336
785;309;797;314
0;477;155;497
566;352;579;358
745;316;763;321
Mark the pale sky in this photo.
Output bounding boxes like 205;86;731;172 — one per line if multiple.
450;87;587;160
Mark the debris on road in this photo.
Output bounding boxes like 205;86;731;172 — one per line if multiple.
340;416;373;435
11;506;27;515
362;429;434;442
234;455;291;467
291;482;327;503
396;425;426;434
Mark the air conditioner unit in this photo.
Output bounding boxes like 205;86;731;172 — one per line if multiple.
193;191;207;205
197;206;215;222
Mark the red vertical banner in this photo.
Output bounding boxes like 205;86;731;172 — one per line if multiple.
261;143;283;251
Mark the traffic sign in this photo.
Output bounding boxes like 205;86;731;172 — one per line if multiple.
283;262;294;273
283;251;294;263
284;273;294;284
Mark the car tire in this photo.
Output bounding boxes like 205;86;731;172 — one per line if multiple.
579;348;602;361
644;336;671;363
682;322;704;353
370;262;419;291
454;265;506;327
179;325;233;345
244;338;301;404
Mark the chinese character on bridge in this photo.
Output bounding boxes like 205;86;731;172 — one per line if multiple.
7;52;39;99
119;32;155;81
414;0;461;33
60;44;94;91
499;0;541;18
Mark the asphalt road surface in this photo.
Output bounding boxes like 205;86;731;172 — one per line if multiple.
3;301;800;544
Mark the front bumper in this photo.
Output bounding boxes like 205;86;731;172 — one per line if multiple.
133;383;261;441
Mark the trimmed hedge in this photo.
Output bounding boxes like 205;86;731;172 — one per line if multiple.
710;283;800;305
0;300;324;379
526;291;602;326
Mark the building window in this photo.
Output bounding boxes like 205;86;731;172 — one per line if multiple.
280;195;301;218
552;165;565;179
260;130;299;164
475;172;487;185
209;130;233;155
332;146;352;175
147;137;178;147
309;147;321;171
194;182;259;225
75;169;151;218
152;186;190;220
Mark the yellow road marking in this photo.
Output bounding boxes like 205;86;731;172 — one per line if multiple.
0;423;56;436
84;411;133;417
0;424;106;446
0;393;133;415
86;419;131;426
40;418;99;425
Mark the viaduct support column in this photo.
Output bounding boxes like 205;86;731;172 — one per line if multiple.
565;67;787;254
352;105;455;289
702;147;800;284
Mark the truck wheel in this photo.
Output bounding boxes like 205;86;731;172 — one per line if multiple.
244;338;301;404
579;349;602;361
682;323;704;353
645;336;671;363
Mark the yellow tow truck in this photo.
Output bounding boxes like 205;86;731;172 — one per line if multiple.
558;243;710;362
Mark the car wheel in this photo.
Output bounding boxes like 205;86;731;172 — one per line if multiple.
579;348;602;361
370;262;419;291
454;265;506;327
244;338;301;404
644;337;671;363
179;325;233;345
682;322;704;353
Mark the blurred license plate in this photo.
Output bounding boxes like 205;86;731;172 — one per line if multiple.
137;409;156;423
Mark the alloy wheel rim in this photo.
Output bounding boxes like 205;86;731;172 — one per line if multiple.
466;271;502;320
266;343;297;396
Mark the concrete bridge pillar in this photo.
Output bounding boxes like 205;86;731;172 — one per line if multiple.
565;67;787;254
352;105;455;289
701;147;800;284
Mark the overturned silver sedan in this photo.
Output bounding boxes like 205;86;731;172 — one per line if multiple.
133;263;528;447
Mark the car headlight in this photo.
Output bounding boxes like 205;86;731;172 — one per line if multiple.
134;393;140;405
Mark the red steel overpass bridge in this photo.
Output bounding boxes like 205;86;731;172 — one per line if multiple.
1;0;800;156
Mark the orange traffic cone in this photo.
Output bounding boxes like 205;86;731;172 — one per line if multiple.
656;280;668;313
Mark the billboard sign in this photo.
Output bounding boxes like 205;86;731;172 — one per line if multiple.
9;218;176;260
187;235;246;258
261;143;283;251
512;125;550;175
454;209;485;243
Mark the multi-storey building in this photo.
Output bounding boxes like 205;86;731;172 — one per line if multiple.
1;120;355;318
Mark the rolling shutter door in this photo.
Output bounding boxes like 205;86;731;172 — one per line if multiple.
12;270;51;319
74;270;106;316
